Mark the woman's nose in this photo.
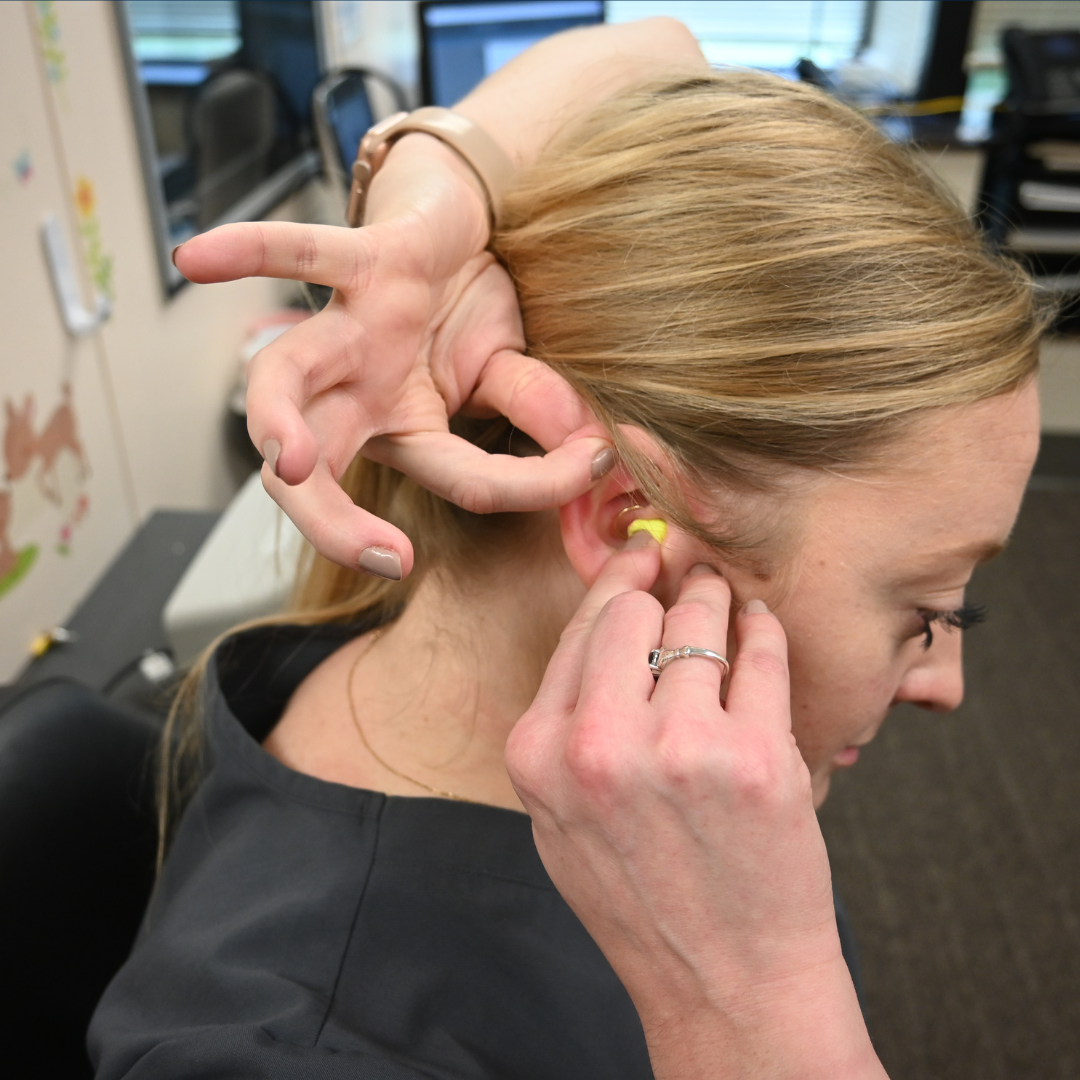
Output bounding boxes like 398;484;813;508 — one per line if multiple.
895;629;965;712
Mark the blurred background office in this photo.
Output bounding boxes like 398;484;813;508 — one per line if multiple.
0;4;1078;1079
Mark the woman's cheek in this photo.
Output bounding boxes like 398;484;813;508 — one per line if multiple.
787;698;837;775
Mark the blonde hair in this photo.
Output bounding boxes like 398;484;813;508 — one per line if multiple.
494;71;1044;540
304;70;1045;597
159;70;1047;857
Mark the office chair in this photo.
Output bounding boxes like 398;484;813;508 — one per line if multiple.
0;680;162;1079
192;68;277;228
976;28;1080;301
313;68;409;194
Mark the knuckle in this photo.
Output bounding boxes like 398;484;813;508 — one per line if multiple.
556;619;588;652
303;517;333;557
730;736;792;807
254;223;270;272
345;229;378;295
293;226;320;277
652;722;793;810
682;570;728;595
564;721;632;796
505;362;558;418
667;598;718;626
655;725;710;789
448;475;500;515
603;591;662;625
736;646;788;682
504;716;542;795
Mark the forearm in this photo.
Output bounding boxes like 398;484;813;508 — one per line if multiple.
638;959;887;1080
366;19;707;228
454;17;707;167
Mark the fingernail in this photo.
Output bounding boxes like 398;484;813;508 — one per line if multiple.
624;530;655;550
688;563;719;576
262;438;281;476
743;598;769;615
590;446;616;481
170;243;183;268
359;545;402;580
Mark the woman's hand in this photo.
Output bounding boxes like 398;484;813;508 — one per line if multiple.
174;135;609;577
505;536;887;1080
174;20;707;577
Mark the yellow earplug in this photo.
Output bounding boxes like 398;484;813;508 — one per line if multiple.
626;518;667;544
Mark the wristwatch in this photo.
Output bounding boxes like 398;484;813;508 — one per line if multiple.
346;107;514;231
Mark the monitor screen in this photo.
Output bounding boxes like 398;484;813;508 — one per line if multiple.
420;1;605;107
325;77;376;175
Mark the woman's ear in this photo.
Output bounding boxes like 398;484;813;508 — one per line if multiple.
559;427;732;594
559;464;658;587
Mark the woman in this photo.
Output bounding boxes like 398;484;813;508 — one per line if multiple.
91;25;1046;1080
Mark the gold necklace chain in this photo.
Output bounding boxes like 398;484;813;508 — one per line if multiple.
346;630;475;803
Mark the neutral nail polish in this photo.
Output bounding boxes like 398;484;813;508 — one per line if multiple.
743;598;769;615
359;546;402;581
590;446;616;481
623;530;654;550
262;438;281;476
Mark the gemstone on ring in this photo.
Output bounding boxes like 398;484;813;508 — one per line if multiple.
649;645;730;681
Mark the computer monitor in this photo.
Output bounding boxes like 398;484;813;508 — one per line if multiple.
314;72;377;177
419;1;605;107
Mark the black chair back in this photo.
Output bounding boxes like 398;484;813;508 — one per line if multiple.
0;680;161;1079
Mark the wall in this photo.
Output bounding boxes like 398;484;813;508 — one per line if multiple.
320;0;420;109
864;0;937;96
56;3;297;515
5;1;1079;681
0;1;298;681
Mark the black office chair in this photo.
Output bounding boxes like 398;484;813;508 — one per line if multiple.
192;68;277;228
0;680;162;1079
313;67;409;193
976;28;1080;303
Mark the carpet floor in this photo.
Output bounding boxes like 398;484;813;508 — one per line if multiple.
819;488;1080;1079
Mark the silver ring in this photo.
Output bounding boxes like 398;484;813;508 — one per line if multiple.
649;646;730;681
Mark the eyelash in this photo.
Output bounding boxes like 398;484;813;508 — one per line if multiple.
918;604;987;650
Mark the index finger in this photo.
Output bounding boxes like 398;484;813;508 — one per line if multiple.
174;220;383;291
532;533;662;714
261;461;415;577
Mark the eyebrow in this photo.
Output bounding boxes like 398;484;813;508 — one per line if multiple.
900;539;1008;579
959;540;1008;565
973;540;1008;564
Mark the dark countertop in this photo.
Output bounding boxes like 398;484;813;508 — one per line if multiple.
1;510;219;713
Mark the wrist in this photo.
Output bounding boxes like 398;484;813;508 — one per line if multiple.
637;959;886;1080
364;131;489;240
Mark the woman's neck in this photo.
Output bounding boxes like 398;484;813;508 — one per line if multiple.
268;520;585;811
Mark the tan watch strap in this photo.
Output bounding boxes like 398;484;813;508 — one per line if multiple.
346;106;514;231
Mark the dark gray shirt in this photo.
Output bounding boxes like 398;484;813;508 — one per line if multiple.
89;621;863;1079
89;623;653;1079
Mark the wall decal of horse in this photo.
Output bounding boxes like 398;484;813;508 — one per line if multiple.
3;383;89;503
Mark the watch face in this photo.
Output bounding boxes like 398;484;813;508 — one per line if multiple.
346;113;414;228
